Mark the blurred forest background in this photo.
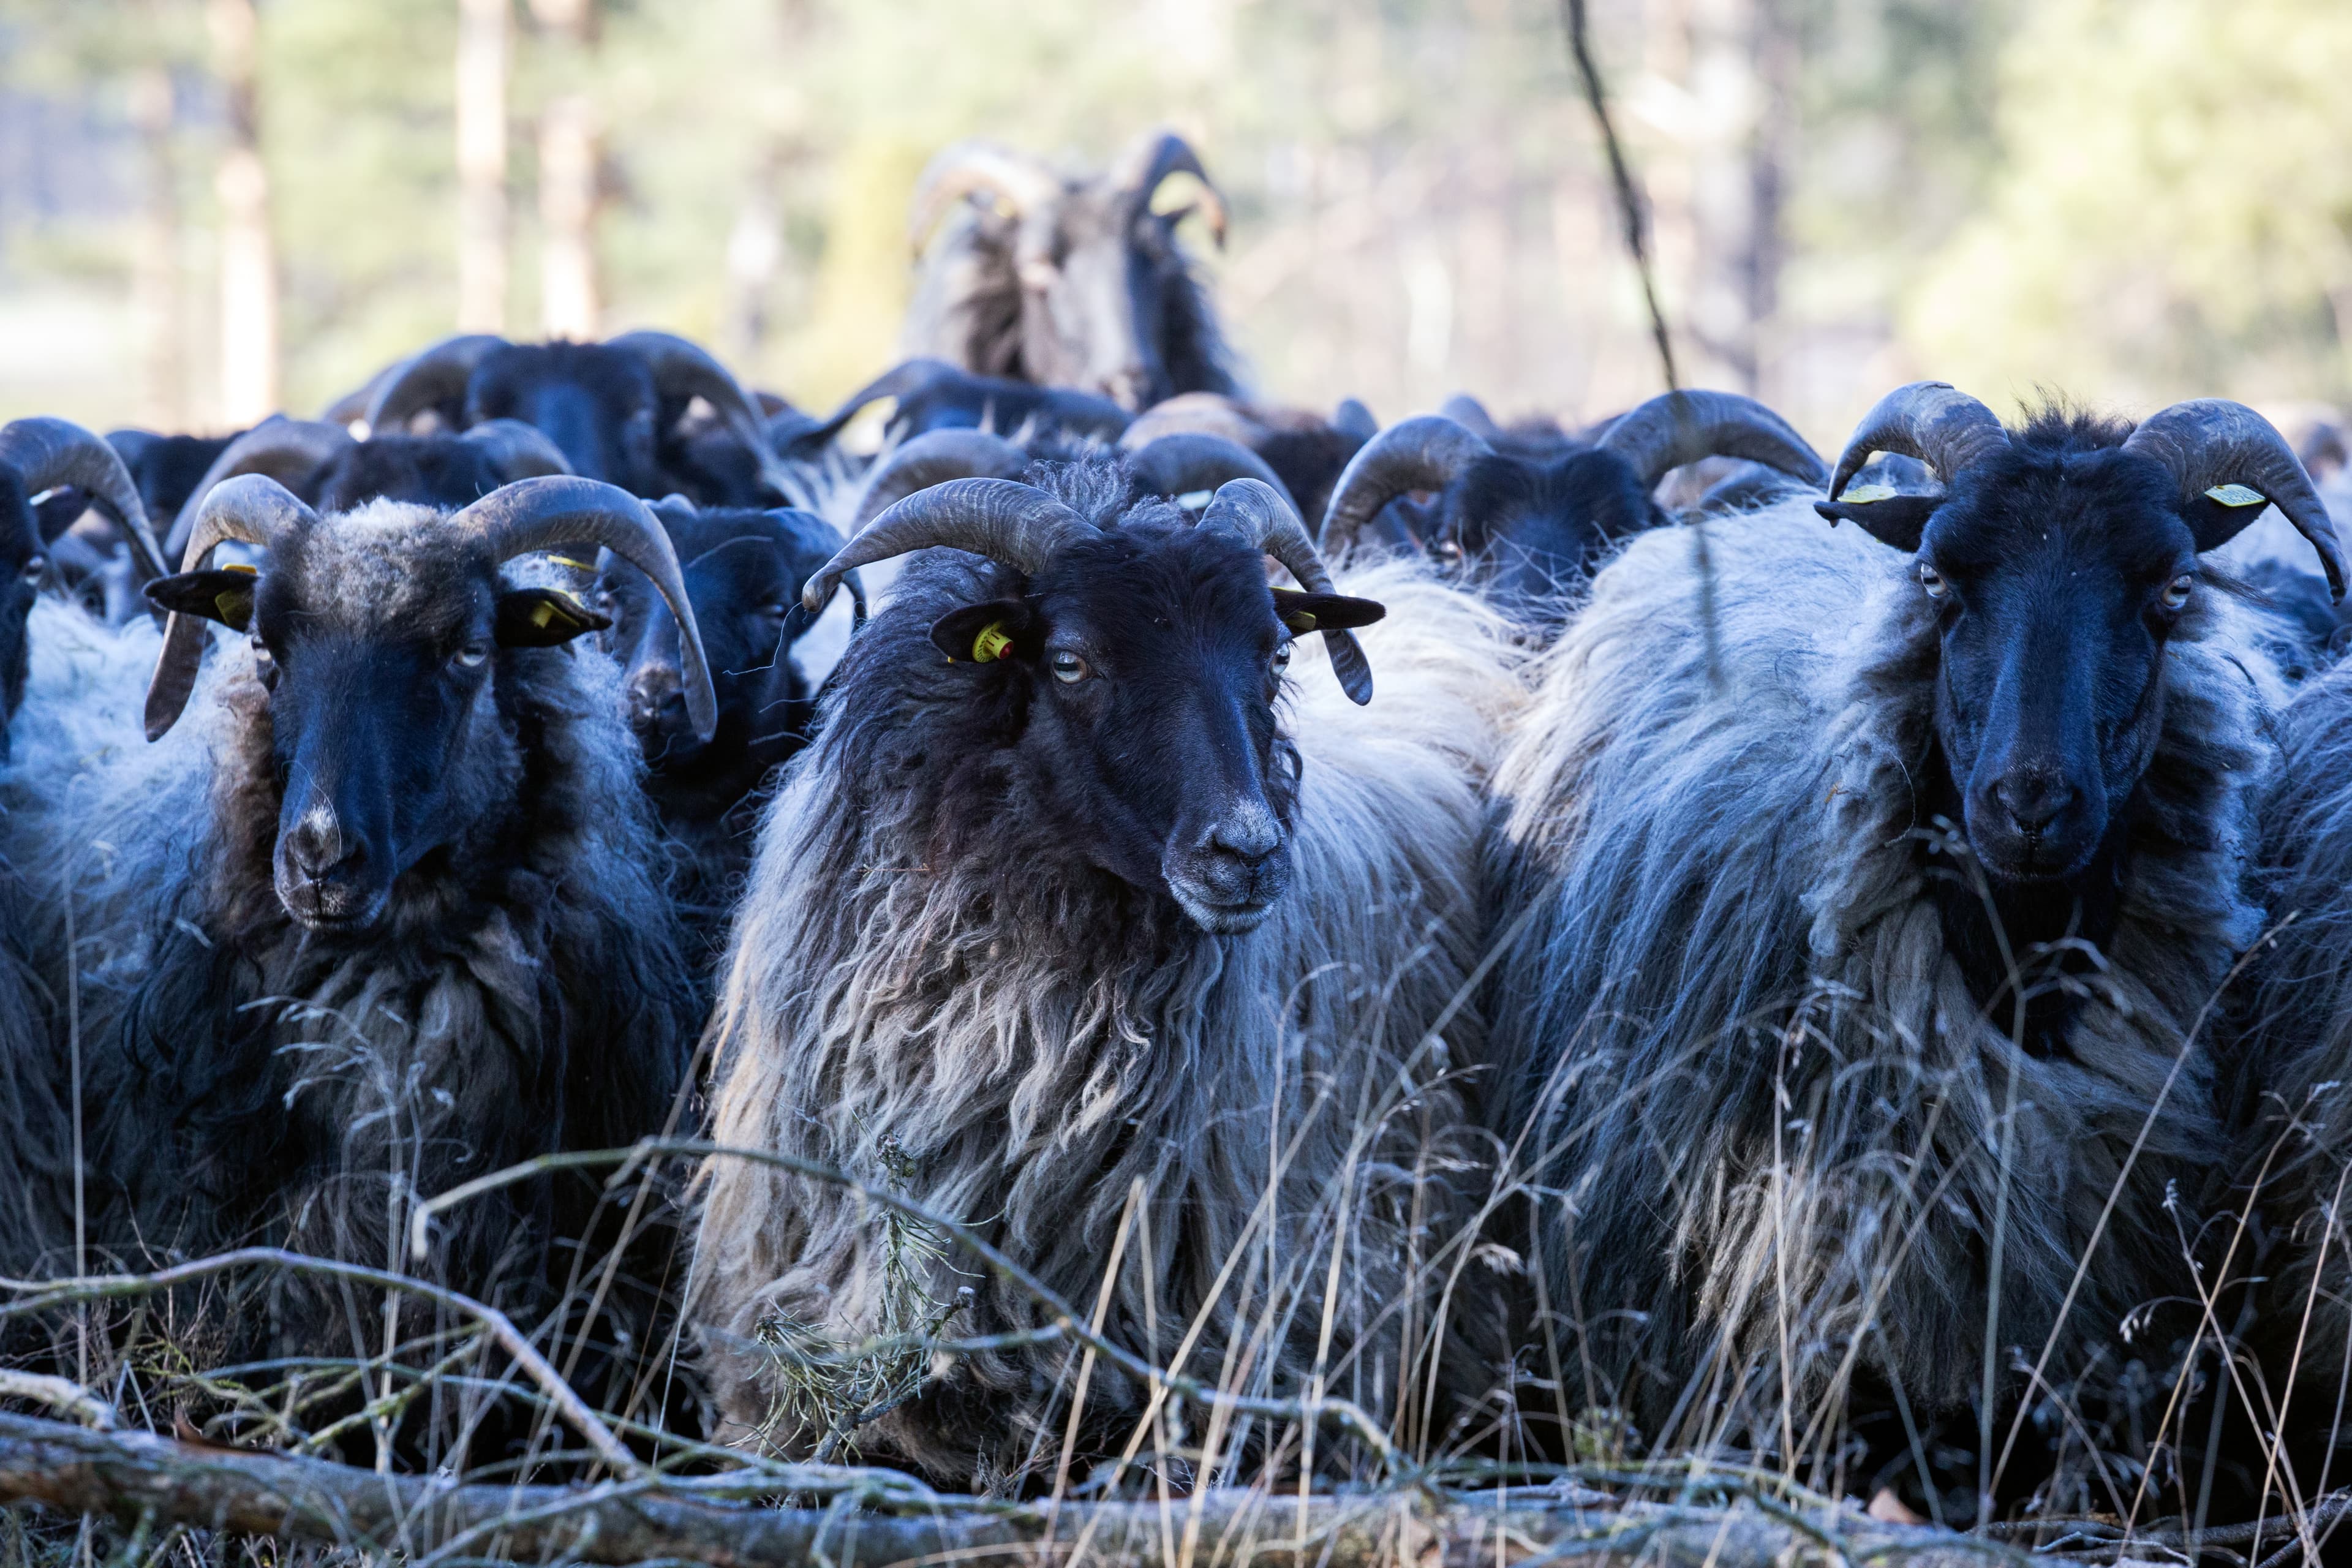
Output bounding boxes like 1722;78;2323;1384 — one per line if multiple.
0;0;2345;443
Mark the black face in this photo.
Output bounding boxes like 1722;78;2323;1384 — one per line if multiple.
600;507;822;771
929;516;1379;933
0;476;43;760
468;343;660;494
1902;444;2202;883
1439;449;1662;615
1020;198;1196;411
148;534;605;932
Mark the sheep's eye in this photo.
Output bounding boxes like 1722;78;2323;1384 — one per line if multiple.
454;643;491;670
18;556;45;587
1272;641;1293;672
2161;573;2194;612
1049;650;1089;684
1917;563;1949;600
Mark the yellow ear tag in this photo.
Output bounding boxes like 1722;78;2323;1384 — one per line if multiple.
531;600;560;630
1838;483;1898;503
971;621;1015;663
2206;483;2267;507
219;562;259;576
1280;610;1319;633
213;589;252;622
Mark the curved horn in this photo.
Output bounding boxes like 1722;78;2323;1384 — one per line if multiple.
1119;392;1264;451
1437;394;1503;442
1114;129;1227;247
0;417;168;581
1828;380;2011;500
1597;388;1830;491
453;477;720;740
1318;414;1493;554
605;329;798;498
461;418;574;483
2121;399;2350;600
788;358;967;458
1128;432;1294;510
910;141;1063;251
1198;477;1372;704
853;428;1028;531
166;417;355;562
145;473;318;741
363;333;507;435
803;477;1093;613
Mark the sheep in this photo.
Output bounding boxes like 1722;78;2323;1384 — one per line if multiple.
0;420;167;1281
689;467;1525;1488
3;474;715;1430
777;358;1134;464
595;497;862;953
902;130;1238;411
1120;392;1381;535
163;413;573;560
361;329;801;507
1484;384;2342;1515
1319;388;1826;626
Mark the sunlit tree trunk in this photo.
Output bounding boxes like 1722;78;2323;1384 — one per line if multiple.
455;0;509;334
531;0;599;340
208;0;277;423
725;143;783;366
128;59;183;431
1678;0;1789;397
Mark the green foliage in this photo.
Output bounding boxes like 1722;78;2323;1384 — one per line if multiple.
1908;0;2352;407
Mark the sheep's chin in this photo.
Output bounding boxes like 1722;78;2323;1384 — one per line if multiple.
1167;886;1277;936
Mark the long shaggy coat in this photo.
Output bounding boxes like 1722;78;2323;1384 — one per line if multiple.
690;552;1524;1488
1487;504;2280;1457
2;568;701;1368
2231;653;2352;1452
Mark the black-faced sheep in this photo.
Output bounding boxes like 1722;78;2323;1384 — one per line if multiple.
690;469;1524;1488
902;130;1238;411
1485;384;2340;1514
5;475;715;1423
1319;388;1826;625
362;330;798;507
595;497;861;952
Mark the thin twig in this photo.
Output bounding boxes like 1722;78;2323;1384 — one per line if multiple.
1561;0;1677;391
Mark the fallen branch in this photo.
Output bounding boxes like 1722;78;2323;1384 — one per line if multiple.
0;1248;635;1472
0;1411;2069;1568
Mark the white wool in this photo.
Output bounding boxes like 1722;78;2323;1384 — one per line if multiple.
690;554;1527;1483
1488;503;2280;1446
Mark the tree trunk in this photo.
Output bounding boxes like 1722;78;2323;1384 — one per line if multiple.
531;0;599;340
455;0;510;334
127;58;183;431
208;0;277;424
724;142;783;366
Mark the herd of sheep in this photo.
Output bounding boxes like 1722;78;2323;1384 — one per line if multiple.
2;127;2351;1526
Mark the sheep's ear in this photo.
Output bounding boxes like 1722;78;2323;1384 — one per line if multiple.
1270;590;1385;635
1814;493;1940;552
495;587;611;648
2179;483;2276;553
146;567;258;632
930;598;1035;663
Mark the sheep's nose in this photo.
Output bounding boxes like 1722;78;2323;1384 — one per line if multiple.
285;803;358;880
626;662;684;728
1993;769;2076;834
1205;805;1281;867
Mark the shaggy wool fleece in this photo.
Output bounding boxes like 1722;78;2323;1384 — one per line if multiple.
2232;651;2352;1457
1487;503;2280;1456
691;553;1525;1488
1;533;699;1370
